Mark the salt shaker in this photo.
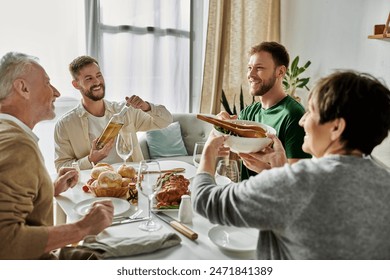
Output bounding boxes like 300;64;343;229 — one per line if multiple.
178;195;193;224
71;162;81;184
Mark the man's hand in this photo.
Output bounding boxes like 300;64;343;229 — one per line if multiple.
216;111;237;120
78;199;114;235
53;167;79;196
238;134;287;173
239;152;272;173
89;138;114;164
126;95;151;112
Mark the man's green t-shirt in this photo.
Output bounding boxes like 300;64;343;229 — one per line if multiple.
238;95;311;180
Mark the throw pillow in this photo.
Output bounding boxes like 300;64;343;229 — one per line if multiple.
146;122;188;159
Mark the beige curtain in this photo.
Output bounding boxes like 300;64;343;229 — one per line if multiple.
200;0;280;114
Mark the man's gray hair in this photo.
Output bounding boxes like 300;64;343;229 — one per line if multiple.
0;52;39;101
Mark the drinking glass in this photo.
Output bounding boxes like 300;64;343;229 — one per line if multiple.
193;142;205;167
215;159;240;184
137;160;162;231
116;132;133;165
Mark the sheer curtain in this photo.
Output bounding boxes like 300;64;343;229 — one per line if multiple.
0;0;86;175
0;0;86;99
200;0;280;114
89;0;191;113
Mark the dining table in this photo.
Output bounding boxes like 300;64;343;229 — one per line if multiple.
54;160;257;260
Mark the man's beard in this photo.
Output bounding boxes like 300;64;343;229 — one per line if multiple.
83;84;105;101
250;75;277;97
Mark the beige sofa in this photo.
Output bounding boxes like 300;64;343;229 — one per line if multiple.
138;113;213;164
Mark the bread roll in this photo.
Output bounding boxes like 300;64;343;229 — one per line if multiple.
117;164;137;178
91;166;112;180
95;162;114;170
97;170;122;188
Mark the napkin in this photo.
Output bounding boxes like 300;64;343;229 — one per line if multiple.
74;233;182;259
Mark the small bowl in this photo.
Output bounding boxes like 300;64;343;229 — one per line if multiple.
213;120;276;153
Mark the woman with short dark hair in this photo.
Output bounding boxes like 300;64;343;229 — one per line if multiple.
192;71;390;259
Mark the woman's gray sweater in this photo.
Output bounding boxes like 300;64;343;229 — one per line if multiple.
192;155;390;259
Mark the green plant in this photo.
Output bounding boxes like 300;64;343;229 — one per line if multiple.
283;56;311;100
221;85;254;115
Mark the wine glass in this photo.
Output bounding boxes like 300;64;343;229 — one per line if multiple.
116;132;133;165
192;142;205;167
215;159;240;184
137;160;162;231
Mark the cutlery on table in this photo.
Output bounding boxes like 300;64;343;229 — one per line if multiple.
146;167;185;174
111;209;147;226
110;216;149;226
153;211;198;240
113;209;143;220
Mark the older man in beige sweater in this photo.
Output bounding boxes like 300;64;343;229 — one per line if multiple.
0;52;114;259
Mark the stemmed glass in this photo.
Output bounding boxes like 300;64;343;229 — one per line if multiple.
137;160;162;231
116;132;133;165
192;142;205;167
215;159;240;184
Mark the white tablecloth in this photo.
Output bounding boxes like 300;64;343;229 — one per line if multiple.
55;160;257;260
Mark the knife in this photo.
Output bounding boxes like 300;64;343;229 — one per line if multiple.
143;167;185;174
110;217;149;226
154;212;198;240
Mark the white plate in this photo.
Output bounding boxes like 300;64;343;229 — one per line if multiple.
213;120;276;153
74;197;130;216
208;225;258;252
152;206;179;212
152;198;180;212
151;176;193;212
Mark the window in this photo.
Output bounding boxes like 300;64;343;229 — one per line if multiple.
0;0;85;99
0;0;207;175
88;0;193;113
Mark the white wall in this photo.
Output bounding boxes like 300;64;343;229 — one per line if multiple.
281;0;390;166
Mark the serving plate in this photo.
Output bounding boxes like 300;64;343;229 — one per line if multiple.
74;197;130;217
213;120;276;154
151;175;193;212
208;225;258;252
152;198;180;212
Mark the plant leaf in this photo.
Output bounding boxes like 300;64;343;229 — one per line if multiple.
304;60;311;68
232;94;237;115
283;55;311;96
291;56;300;77
239;86;244;111
297;66;306;76
282;80;289;89
296;78;310;88
220;90;234;115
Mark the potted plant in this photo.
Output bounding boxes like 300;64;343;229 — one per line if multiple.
221;86;255;115
283;56;311;102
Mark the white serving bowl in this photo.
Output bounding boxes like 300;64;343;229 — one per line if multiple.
213;120;276;153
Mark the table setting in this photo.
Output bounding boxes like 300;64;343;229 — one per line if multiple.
55;158;258;260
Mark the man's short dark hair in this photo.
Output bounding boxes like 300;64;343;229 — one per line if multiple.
69;55;99;80
249;42;289;68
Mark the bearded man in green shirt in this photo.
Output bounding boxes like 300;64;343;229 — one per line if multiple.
219;42;311;180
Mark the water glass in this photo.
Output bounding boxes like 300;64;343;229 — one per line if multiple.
215;159;240;183
116;132;133;165
136;160;162;232
193;142;205;167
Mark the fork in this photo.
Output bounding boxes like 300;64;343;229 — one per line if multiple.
110;209;146;226
113;209;143;221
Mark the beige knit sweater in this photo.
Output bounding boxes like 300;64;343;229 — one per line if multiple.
0;119;54;259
